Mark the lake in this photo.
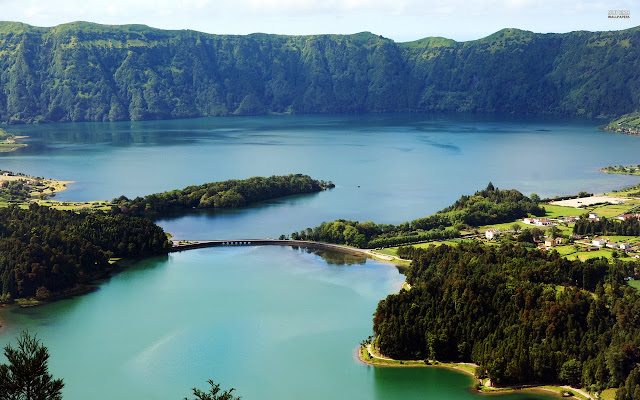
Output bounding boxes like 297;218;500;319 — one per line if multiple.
1;113;639;399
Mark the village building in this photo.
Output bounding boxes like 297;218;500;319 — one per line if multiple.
485;229;500;240
535;219;553;226
592;238;607;247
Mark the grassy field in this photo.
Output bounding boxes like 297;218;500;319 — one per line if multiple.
34;200;113;211
598;235;640;245
565;249;613;262
600;388;617;400
374;248;398;256
477;221;530;232
553;245;581;257
591;202;640;218
543;204;582;218
627;280;640;291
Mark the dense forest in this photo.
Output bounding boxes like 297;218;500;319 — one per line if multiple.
0;204;170;301
574;216;640;236
290;183;544;248
372;242;640;397
0;22;638;123
112;174;333;215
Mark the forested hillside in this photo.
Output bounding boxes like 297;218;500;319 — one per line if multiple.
0;22;638;123
0;204;170;301
373;242;640;396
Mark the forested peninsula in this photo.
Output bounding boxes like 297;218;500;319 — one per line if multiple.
112;174;333;215
0;204;170;302
0;173;331;303
288;184;544;247
0;21;638;124
372;242;640;397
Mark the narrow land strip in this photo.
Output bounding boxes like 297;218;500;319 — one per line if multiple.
360;344;595;400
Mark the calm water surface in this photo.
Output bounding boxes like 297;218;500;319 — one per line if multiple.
1;113;637;399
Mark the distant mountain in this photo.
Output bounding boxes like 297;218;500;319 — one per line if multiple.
0;22;638;123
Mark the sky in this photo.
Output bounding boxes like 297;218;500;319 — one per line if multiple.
0;0;636;42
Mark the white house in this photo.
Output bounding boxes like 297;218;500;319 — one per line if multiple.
535;219;553;226
523;218;535;225
592;238;607;247
589;213;599;220
485;229;500;240
620;243;632;251
606;241;617;249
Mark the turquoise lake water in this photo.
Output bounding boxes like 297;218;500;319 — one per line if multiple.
1;113;638;399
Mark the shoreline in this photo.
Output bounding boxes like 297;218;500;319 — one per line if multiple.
0;134;28;153
359;344;595;400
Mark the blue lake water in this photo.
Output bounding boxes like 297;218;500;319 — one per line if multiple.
1;113;638;399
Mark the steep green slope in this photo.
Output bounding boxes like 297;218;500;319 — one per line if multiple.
0;22;638;123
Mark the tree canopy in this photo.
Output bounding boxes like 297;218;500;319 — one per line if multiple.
0;204;170;301
372;241;640;395
112;174;333;215
185;380;241;400
0;331;64;400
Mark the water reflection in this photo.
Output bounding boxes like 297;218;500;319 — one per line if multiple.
372;367;561;400
290;246;368;266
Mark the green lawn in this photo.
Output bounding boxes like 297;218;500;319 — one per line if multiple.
553;245;581;257
598;236;640;245
627;280;640;291
412;239;481;249
478;221;530;232
542;200;640;219
591;202;640;218
374;248;398;256
601;388;617;400
543;204;582;218
565;249;613;261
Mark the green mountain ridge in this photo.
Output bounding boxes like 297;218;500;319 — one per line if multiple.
0;21;638;123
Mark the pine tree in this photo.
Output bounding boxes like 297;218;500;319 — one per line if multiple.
0;331;64;400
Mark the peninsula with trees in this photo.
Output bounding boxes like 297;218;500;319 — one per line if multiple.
0;173;333;304
602;165;640;176
285;183;640;399
112;174;334;216
287;183;544;248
